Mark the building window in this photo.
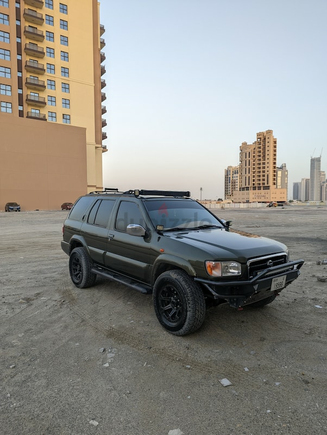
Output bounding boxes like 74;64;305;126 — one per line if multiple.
0;66;11;78
0;0;9;7
45;15;54;26
17;54;22;60
0;31;10;43
1;101;12;113
48;111;56;122
59;3;68;14
60;35;68;46
31;108;40;114
16;20;21;25
48;95;56;106
18;88;22;94
46;63;55;74
46;31;54;42
45;0;53;9
0;48;10;61
61;82;69;93
15;1;20;7
62;98;70;108
60;19;68;30
63;114;70;124
47;79;55;90
0;83;11;95
46;47;55;58
60;51;68;62
16;37;21;43
0;13;9;25
61;67;69;77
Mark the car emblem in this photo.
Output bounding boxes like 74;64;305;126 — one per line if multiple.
267;260;274;267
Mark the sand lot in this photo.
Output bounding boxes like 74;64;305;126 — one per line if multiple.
1;205;327;435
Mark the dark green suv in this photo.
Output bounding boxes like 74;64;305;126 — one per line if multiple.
61;189;304;336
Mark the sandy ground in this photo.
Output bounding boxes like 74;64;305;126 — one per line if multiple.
0;206;327;435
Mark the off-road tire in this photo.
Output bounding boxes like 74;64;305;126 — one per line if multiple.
247;294;277;308
69;247;97;289
153;270;206;336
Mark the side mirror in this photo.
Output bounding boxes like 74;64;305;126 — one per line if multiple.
225;220;232;231
126;224;146;237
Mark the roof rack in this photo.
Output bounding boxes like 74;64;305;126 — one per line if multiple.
125;189;191;198
89;188;120;194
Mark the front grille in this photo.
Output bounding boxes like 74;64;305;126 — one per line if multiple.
247;253;287;278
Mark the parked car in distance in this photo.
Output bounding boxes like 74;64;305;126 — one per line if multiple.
5;202;21;212
61;189;304;336
61;202;73;210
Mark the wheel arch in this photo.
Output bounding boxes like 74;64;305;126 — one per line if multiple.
152;254;196;285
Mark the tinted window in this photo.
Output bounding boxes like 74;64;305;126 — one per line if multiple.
87;200;101;224
115;201;145;232
94;200;115;227
69;196;95;221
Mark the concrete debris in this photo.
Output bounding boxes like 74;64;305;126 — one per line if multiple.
89;420;99;427
316;259;327;265
314;305;323;309
219;378;232;387
9;365;16;369
103;363;109;367
168;430;184;435
244;367;249;372
99;348;105;353
317;276;327;282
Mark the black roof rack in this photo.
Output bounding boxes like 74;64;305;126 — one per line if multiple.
89;188;120;194
125;189;191;198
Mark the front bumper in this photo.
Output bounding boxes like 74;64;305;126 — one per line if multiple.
195;259;304;308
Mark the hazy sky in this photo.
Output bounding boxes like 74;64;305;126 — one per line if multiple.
100;0;327;200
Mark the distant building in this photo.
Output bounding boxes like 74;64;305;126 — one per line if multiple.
300;178;310;202
228;130;287;203
309;156;322;201
293;182;301;200
224;165;239;200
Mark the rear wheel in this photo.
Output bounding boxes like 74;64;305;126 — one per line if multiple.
69;247;96;288
153;270;206;336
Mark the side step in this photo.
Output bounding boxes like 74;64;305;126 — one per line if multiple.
91;266;152;294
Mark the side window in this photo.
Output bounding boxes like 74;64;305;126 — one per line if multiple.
115;201;145;232
69;196;95;221
87;199;101;224
94;200;115;227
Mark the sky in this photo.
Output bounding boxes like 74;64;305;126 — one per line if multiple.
99;0;327;200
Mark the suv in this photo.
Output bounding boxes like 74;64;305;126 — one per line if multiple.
61;189;304;336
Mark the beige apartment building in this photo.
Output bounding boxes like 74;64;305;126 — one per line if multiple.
227;130;287;203
0;0;107;210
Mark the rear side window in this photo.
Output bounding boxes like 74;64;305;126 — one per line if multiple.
69;196;95;221
88;199;115;227
115;201;145;232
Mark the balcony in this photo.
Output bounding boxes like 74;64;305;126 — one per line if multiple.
26;111;46;121
26;77;46;90
101;79;106;89
102;118;107;128
102;145;108;153
23;8;44;25
26;94;46;107
101;92;106;102
24;26;44;42
100;24;105;36
24;0;44;8
100;51;106;63
25;60;45;74
101;65;106;76
100;38;105;49
102;132;107;140
101;105;107;115
24;42;45;58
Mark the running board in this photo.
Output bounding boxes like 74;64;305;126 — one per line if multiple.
91;266;152;294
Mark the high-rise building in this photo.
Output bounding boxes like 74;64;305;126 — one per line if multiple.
292;182;301;200
230;130;287;203
309;156;321;201
0;0;107;210
300;178;310;202
224;165;239;200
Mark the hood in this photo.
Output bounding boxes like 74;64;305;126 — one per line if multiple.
166;228;287;261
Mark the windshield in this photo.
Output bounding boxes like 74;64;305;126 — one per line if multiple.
143;199;224;231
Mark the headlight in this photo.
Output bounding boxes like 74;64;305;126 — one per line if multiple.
205;261;241;277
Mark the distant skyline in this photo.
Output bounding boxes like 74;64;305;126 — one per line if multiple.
100;0;327;200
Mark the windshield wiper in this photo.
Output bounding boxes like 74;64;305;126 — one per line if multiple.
191;224;222;230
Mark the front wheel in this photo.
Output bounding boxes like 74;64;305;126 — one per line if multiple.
69;247;96;289
153;270;206;336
